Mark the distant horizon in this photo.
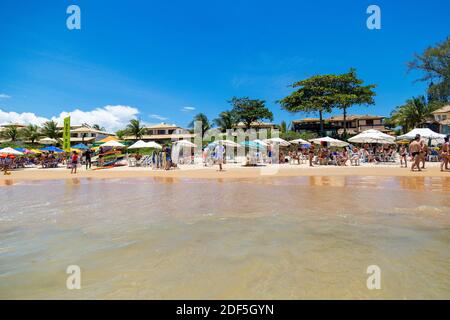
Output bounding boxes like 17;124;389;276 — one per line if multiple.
1;0;449;131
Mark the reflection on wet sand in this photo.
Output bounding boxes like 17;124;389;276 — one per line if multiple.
0;176;449;299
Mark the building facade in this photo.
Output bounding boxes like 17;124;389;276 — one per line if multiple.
431;105;450;135
123;123;195;142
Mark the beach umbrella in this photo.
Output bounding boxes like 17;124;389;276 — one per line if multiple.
264;137;291;146
30;148;42;154
40;146;64;153
397;128;445;145
0;147;24;155
252;139;269;147
240;140;267;149
348;129;395;144
173;140;196;147
39;137;58;145
209;140;241;148
101;140;125;148
128;140;149;149
145;141;162;149
310;136;349;147
289;138;311;146
72;143;89;150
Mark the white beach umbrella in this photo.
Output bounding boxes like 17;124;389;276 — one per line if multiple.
348;129;395;144
173;140;196;147
0;147;24;155
397;128;445;144
101;140;125;148
310;136;349;147
215;140;241;147
128;140;148;149
289;138;311;145
264;137;291;146
145;141;162;149
39;137;58;145
252;139;269;147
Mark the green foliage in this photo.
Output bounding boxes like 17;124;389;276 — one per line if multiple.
229;97;273;129
92;124;106;131
21;124;42;143
213;111;237;131
0;125;20;142
189;113;212;136
125;119;145;139
280;130;317;141
42;120;59;139
115;129;127;140
408;36;450;103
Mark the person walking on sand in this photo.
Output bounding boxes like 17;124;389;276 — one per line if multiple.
214;141;225;171
84;148;92;170
70;151;79;174
309;144;315;167
441;135;449;172
409;134;422;172
399;145;407;168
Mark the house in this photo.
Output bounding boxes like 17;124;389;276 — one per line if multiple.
123;123;195;142
68;126;116;144
292;115;389;136
431;105;450;135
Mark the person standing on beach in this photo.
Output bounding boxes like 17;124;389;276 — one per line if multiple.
409;134;422;172
214;141;225;171
441;135;449;172
399;145;407;168
70;151;79;174
419;140;428;169
84;148;92;170
309;144;315;167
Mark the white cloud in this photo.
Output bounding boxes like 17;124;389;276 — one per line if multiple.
0;105;139;132
149;114;168;121
0;94;11;99
181;106;195;112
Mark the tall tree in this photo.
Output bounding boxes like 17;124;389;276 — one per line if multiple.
279;75;340;136
21;124;42;144
92;124;106;131
213;111;237;131
42;120;59;139
189;113;212;136
279;121;288;134
408;36;450;103
334;69;376;136
229;97;273;130
388;96;438;133
125;119;145;139
0;125;20;142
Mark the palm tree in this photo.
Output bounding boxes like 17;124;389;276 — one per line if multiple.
21;124;42;144
92;124;106;131
189;113;211;136
213;111;236;131
125;119;145;139
388;96;438;133
0;125;20;142
42;120;59;139
116;129;126;140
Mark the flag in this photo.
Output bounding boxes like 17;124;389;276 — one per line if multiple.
63;116;71;152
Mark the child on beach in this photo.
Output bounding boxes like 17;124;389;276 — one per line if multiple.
70;151;78;174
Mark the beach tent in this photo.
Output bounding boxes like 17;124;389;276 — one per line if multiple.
348;129;395;144
146;141;162;149
0;147;24;155
98;136;118;144
101;140;126;148
30;148;43;154
72;143;89;150
128;140;148;149
264;138;291;146
173;140;196;147
310;136;349;147
39;137;58;145
41;146;64;153
397;128;445;145
289;138;311;146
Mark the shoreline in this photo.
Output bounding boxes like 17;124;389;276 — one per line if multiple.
1;163;449;182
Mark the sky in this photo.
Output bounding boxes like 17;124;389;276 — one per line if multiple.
0;0;449;131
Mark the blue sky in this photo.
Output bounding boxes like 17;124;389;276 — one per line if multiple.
0;0;449;131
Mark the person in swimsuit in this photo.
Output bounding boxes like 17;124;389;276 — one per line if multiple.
409;134;422;172
399;145;407;168
441;135;449;172
419;140;428;169
309;144;315;167
70;151;78;174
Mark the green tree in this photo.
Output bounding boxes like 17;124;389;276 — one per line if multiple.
334;69;376;136
125;119;145;139
279;75;340;136
21;124;42;144
189;113;212;136
213;111;237;131
0;125;20;142
229;97;273;130
116;129;126;140
278;121;288;134
388;96;438;133
42;120;59;139
92;124;106;131
408;36;450;103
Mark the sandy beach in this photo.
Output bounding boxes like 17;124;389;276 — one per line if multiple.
1;162;449;182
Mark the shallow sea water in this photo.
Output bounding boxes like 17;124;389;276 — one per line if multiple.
0;176;449;299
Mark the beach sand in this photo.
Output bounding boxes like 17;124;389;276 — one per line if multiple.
1;162;448;182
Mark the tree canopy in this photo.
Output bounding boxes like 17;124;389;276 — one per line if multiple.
229;97;273;129
125;119;145;139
